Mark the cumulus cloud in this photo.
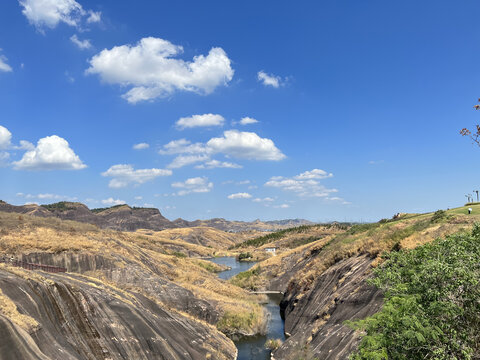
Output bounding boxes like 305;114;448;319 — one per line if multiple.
206;130;285;161
195;159;242;169
0;125;12;149
159;131;284;167
101;164;172;188
19;0;90;30
171;177;213;196
13;135;86;170
158;139;208;155
239;117;258;125
16;140;35;150
70;34;91;49
168;154;209;169
274;204;290;209
86;37;234;103
257;70;284;88
101;197;126;206
294;169;333;180
176;113;225;130
132;142;149;150
227;192;252;199
0;54;12;72
265;169;338;198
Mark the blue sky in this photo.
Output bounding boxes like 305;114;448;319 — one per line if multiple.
1;0;479;222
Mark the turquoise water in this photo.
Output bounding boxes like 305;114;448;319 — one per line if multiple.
209;257;286;360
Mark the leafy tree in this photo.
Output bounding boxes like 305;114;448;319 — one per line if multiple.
348;225;480;359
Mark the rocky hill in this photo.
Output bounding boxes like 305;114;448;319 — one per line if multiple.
230;205;480;359
0;210;267;360
0;200;313;233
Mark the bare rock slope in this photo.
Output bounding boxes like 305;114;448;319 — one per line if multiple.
0;267;236;360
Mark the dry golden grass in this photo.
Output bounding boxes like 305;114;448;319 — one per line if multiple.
232;207;480;291
0;211;266;335
0;287;38;332
136;226;245;250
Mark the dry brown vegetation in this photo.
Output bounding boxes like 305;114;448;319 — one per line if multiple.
232;206;480;291
0;211;264;336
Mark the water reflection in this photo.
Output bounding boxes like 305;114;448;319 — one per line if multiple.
209;257;286;360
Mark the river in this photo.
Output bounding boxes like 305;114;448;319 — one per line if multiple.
209;256;286;360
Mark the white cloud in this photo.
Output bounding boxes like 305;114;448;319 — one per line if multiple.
239;117;258;125
206;130;285;161
159;139;208;155
19;0;85;29
0;125;12;149
13;135;86;170
86;37;234;103
265;169;338;198
101;164;172;188
133;142;149;150
0;151;10;165
176;113;224;130
0;55;12;72
86;10;101;23
195;159;242;169
274;204;290;209
257;70;283;88
101;197;126;206
172;176;213;196
16;140;35;151
70;34;91;49
227;192;252;199
294;169;333;180
159;131;284;167
134;196;143;200
253;197;274;203
168;154;209;169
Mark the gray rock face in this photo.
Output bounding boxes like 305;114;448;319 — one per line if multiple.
273;255;383;360
18;252;220;324
0;269;236;360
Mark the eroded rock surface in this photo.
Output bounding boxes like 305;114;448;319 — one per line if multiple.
18;252;220;324
0;268;236;360
272;255;383;360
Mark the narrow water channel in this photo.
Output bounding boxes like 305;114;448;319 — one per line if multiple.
209;256;286;360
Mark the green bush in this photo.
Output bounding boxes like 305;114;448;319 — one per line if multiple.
171;251;187;258
431;209;447;223
348;224;480;359
238;252;253;261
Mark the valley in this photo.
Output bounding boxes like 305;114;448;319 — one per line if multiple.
0;201;479;359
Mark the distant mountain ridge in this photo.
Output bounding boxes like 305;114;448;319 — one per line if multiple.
0;200;314;232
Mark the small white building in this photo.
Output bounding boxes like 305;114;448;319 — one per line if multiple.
265;247;277;255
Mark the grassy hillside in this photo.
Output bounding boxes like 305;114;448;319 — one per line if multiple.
231;205;480;290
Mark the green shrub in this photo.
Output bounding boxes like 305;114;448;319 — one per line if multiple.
238;252;253;261
171;251;187;258
431;209;447;223
230;266;261;290
348;224;480;359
